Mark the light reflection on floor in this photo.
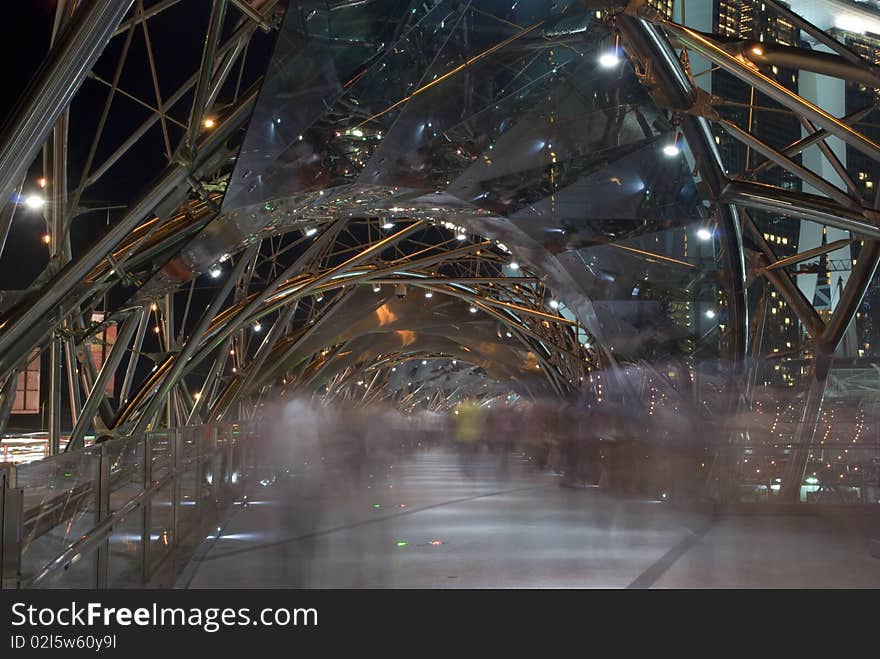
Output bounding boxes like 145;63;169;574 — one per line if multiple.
179;450;880;589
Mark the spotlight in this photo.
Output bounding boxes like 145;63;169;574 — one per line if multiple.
696;228;713;241
209;265;222;278
705;309;716;319
599;52;620;68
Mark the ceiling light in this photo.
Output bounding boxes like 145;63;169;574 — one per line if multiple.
599;52;620;68
24;194;45;210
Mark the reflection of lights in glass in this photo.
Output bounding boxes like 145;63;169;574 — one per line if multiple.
424;291;433;298
509;261;519;270
663;143;680;157
456;233;467;241
209;265;222;278
421;360;427;365
42;234;51;245
202;118;216;129
373;285;381;293
382;221;395;229
253;322;262;332
469;306;477;313
751;46;764;56
705;309;716;319
305;227;317;236
696;228;713;241
550;300;560;309
38;177;48;189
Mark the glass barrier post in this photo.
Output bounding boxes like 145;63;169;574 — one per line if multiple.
94;444;111;588
172;429;182;549
1;468;23;589
194;428;202;529
210;426;219;507
141;434;153;584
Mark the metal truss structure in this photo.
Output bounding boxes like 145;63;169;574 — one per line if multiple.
0;0;879;504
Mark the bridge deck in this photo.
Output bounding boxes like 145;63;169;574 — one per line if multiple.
179;449;880;588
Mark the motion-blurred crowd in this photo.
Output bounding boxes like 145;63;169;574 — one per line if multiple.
260;395;712;502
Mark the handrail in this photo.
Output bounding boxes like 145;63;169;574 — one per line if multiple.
1;422;256;589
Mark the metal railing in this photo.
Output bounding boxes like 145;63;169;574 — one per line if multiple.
0;423;256;589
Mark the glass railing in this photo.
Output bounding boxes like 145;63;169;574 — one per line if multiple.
0;423;256;589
